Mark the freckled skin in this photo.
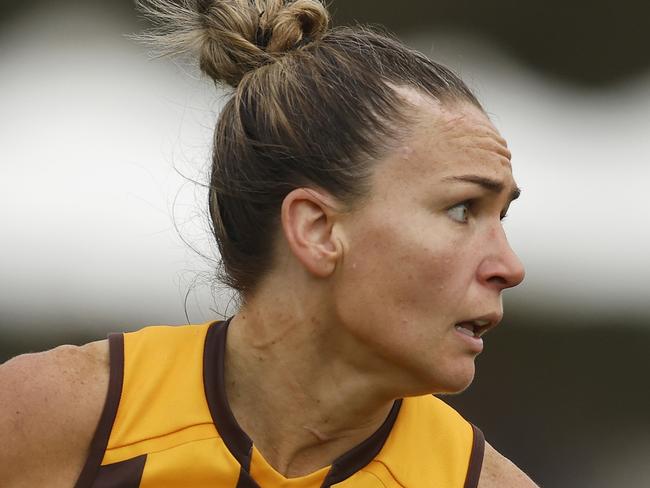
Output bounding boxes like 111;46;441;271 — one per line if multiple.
333;99;524;395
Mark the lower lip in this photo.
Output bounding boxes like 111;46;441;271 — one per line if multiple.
454;327;484;353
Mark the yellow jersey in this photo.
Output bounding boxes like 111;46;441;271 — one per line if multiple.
74;320;484;487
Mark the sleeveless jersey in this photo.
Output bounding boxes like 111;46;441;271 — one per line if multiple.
74;320;484;488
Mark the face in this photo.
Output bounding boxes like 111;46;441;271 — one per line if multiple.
332;94;525;395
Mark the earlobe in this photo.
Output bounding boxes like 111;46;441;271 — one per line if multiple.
281;188;341;278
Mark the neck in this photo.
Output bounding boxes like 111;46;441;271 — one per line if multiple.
223;289;397;478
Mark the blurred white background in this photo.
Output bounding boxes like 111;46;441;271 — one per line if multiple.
1;4;648;334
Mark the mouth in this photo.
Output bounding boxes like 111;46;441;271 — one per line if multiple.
454;314;501;339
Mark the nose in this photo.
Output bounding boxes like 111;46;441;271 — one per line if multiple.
477;227;526;291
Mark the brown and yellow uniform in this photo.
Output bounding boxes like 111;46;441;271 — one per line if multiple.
74;320;484;488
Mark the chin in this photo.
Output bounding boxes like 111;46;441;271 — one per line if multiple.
422;362;476;396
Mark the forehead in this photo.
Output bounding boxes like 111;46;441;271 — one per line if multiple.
372;91;514;193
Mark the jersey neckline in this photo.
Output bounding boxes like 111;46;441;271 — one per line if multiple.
202;318;403;488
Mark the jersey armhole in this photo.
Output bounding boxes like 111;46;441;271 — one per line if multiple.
463;423;485;488
74;333;125;488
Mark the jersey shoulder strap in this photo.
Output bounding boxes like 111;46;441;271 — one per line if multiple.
367;394;484;488
105;323;217;463
75;322;224;488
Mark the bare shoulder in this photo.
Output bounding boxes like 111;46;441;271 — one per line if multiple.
478;441;540;488
0;339;110;488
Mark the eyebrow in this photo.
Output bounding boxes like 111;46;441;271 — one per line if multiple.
444;175;521;201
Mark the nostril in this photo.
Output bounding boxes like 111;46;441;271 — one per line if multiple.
487;276;508;287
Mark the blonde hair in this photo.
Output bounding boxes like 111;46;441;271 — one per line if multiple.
137;0;329;85
136;0;483;296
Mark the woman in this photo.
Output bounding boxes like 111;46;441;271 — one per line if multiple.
0;1;538;486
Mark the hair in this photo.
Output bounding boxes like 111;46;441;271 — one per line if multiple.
136;0;484;298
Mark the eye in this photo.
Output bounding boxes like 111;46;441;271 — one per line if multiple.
447;201;471;223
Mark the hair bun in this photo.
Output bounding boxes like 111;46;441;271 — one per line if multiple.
136;0;330;87
257;0;329;53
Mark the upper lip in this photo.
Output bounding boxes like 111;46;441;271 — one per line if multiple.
456;313;503;337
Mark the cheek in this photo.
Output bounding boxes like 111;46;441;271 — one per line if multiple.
336;216;471;329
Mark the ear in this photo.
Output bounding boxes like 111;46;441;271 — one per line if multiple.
280;188;341;278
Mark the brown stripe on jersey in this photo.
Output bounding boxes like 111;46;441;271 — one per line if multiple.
236;467;261;488
93;455;147;488
203;320;255;470
74;333;125;488
320;398;402;488
463;423;485;488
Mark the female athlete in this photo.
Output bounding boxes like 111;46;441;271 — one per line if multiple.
0;1;538;486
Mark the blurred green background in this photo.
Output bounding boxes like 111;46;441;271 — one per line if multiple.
1;1;649;486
